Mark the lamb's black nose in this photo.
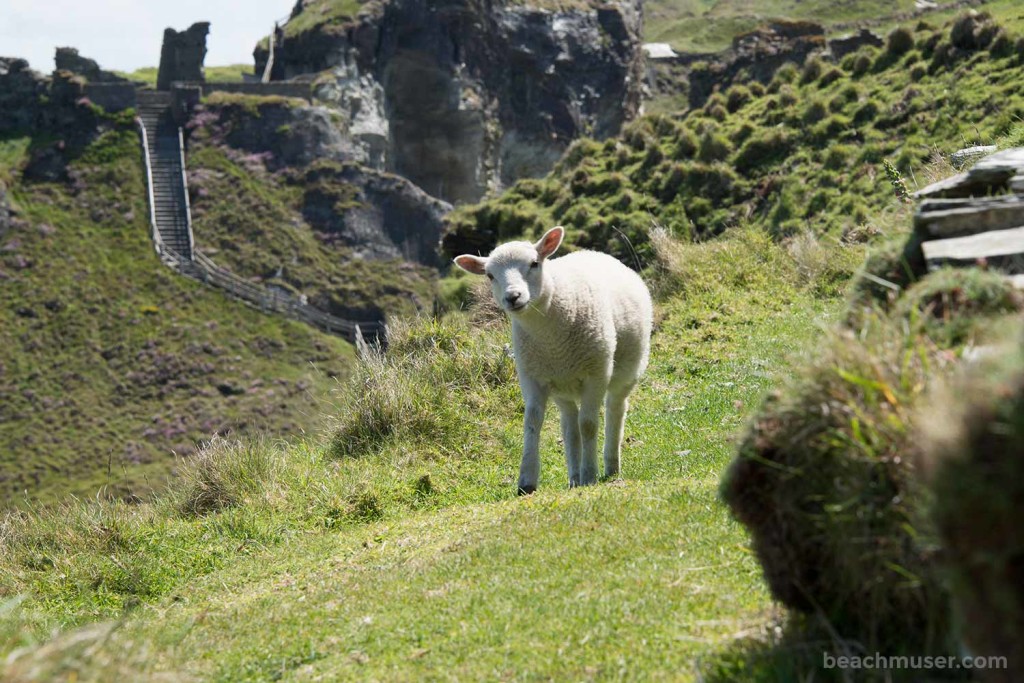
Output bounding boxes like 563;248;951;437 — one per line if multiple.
505;292;522;305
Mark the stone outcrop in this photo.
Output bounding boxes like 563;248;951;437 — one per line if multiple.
686;21;826;108
193;95;370;168
54;47;128;82
255;0;644;204
295;161;452;265
157;22;210;90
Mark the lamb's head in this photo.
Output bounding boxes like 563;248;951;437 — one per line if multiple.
454;226;564;315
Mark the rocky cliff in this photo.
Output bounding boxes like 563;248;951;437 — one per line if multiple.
256;0;644;204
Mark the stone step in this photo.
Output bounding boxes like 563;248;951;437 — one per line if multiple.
923;225;1024;270
915;147;1024;199
914;194;1024;240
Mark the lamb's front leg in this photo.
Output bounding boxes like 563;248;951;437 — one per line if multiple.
578;379;607;486
518;376;549;495
555;398;581;487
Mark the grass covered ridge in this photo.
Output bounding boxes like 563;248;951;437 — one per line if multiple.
0;223;851;679
0;124;355;503
443;8;1024;265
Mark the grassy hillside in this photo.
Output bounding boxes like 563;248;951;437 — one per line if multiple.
184;111;438;323
645;0;917;52
444;8;1024;267
0;124;355;504
0;224;852;680
4;6;1024;681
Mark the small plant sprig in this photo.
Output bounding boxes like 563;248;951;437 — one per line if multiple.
883;159;911;203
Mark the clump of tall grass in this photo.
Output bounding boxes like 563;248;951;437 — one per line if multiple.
329;314;517;459
721;313;957;654
919;325;1024;683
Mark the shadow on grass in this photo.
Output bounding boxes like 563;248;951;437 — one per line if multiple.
696;615;974;683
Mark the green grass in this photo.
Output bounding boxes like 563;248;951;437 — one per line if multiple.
0;224;850;680
114;65;255;86
184;127;438;321
0;126;356;504
645;0;917;52
444;8;1024;263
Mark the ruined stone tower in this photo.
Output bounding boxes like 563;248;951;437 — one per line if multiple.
156;22;210;90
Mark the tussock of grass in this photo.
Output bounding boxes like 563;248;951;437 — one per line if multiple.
328;315;517;458
721;313;957;654
920;326;1024;682
168;436;283;517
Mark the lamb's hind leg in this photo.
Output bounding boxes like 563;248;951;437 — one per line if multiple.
578;378;607;486
603;382;635;480
555;398;581;487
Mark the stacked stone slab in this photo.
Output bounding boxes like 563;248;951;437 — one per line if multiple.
913;148;1024;284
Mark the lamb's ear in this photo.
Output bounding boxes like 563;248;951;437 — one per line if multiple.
454;254;488;275
535;226;564;260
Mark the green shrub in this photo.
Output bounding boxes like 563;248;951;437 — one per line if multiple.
822;143;854;170
697;130;732;163
748;81;766;97
722;315;955;653
329;316;516;458
168;437;281;517
777;85;798;107
887;26;915;57
818;67;843;87
910;64;927;81
707;103;728;122
672;128;699;159
799;57;824;85
725;84;752;113
801;98;827;125
893;268;1024;347
922;335;1024;683
852;50;874;77
734;129;793;173
772;63;799;86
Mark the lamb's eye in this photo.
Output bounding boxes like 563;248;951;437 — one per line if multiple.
530;261;539;269
487;273;494;281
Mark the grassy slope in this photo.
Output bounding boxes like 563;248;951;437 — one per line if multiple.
184;128;437;321
645;0;918;52
5;5;1024;681
0;127;355;504
114;65;255;86
1;228;845;680
444;6;1024;267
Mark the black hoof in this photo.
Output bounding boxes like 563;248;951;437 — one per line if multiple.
517;484;536;496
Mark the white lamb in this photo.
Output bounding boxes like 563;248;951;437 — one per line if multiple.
455;226;653;494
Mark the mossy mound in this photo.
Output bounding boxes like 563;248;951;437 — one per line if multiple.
894;268;1024;346
721;318;955;653
922;338;1024;682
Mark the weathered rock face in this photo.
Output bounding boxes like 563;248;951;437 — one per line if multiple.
256;0;644;204
296;161;452;265
195;97;368;168
157;22;210;90
187;99;452;267
55;47;128;83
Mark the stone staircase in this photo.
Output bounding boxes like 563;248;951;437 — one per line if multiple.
133;90;385;346
914;147;1024;283
136;91;194;261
